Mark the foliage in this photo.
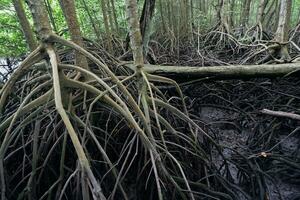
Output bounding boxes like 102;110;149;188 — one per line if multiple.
0;7;27;57
0;0;300;57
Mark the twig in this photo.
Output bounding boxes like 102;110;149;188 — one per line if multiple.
260;109;300;121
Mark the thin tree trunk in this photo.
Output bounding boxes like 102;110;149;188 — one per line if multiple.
216;0;230;33
44;0;58;32
26;0;52;37
216;0;223;23
273;0;281;32
158;0;166;32
257;0;267;25
125;1;169;200
256;0;268;40
229;0;235;30
110;0;119;34
167;0;173;32
100;0;113;51
12;0;37;51
180;0;190;33
274;0;292;60
80;0;101;40
24;0;107;199
265;0;278;30
106;0;115;32
275;0;292;42
140;0;156;56
298;8;300;23
262;0;274;28
125;0;144;66
59;0;89;70
241;0;251;30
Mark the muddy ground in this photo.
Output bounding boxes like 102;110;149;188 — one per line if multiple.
179;77;300;199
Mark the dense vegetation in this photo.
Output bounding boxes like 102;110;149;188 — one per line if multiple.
0;0;300;200
1;0;300;57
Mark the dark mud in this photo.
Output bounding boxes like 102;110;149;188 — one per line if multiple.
181;77;300;199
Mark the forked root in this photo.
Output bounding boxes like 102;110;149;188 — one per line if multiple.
0;34;232;200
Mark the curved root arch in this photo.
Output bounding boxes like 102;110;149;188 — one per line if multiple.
0;34;238;200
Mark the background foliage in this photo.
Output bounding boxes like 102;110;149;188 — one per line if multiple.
0;0;300;57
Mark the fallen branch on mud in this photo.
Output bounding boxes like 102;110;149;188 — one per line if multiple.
126;62;300;78
261;109;300;121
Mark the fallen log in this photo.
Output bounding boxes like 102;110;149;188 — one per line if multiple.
126;62;300;78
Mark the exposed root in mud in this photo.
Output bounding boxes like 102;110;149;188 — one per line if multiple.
118;27;298;69
0;33;240;200
1;25;300;199
182;77;300;200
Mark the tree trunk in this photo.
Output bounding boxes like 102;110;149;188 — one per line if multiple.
216;0;222;23
24;1;107;199
240;0;251;31
257;0;266;25
216;0;230;33
140;0;156;56
26;0;52;38
273;0;281;32
265;0;278;30
44;0;58;32
12;0;38;51
263;0;275;23
109;0;119;34
274;0;292;61
99;0;113;51
229;0;235;30
158;0;166;32
59;0;89;70
256;0;269;34
274;0;292;42
125;0;144;66
106;0;115;32
190;0;194;26
255;0;268;40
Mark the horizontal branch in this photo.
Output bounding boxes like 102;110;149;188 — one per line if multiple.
126;62;300;78
260;109;300;121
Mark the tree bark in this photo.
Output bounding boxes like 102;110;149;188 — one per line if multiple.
140;0;156;56
125;0;144;66
257;0;267;25
158;0;166;32
12;0;38;51
274;0;292;42
265;0;278;30
126;62;300;78
274;0;292;61
216;0;230;33
59;0;89;69
44;0;58;32
229;0;235;30
106;0;115;32
24;1;107;199
99;0;112;45
26;0;52;38
240;0;251;30
109;0;119;34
